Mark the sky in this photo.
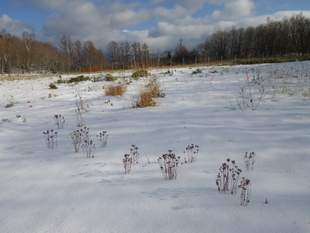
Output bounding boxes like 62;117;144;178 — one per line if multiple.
0;0;310;51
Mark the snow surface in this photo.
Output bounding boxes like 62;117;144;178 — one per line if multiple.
0;62;310;233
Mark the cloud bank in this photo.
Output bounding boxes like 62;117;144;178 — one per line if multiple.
3;0;310;51
0;14;32;36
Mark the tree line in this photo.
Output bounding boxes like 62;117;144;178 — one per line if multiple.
107;14;310;67
0;33;106;73
0;14;309;74
0;32;62;73
203;14;310;61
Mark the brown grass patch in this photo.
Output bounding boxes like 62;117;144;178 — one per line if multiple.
105;85;127;96
147;79;162;97
136;79;164;108
136;90;156;108
105;74;118;81
132;69;149;80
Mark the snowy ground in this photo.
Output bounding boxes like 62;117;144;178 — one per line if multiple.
0;62;310;233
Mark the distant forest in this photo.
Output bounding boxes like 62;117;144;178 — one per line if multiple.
0;14;310;73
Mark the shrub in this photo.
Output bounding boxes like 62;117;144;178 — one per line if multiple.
91;76;105;82
5;103;14;108
68;75;90;83
136;90;156;108
136;79;164;108
146;79;165;98
192;69;202;75
132;70;148;80
56;75;90;84
163;70;174;76
49;83;58;89
105;74;118;81
56;79;67;84
105;85;127;96
302;88;310;97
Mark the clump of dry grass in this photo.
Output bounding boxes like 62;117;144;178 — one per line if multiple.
105;85;127;96
146;79;165;98
136;90;156;108
56;75;90;84
49;83;58;89
136;79;164;108
132;69;149;80
302;88;310;97
0;74;53;81
105;74;118;81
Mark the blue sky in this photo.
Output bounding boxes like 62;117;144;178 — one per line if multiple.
1;0;310;50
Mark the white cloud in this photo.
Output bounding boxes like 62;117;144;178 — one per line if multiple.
154;5;188;21
0;14;32;36
224;0;254;17
41;1;152;45
234;10;310;28
178;0;208;13
8;0;310;52
211;0;254;19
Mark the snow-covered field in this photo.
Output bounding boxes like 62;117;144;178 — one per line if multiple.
0;62;310;233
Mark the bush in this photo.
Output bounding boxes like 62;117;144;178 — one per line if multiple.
192;69;202;75
56;75;90;84
56;79;66;84
49;83;58;89
132;70;149;80
302;88;310;97
68;75;90;83
163;70;174;76
91;76;105;82
105;74;118;81
136;79;164;108
146;79;165;98
136;90;156;108
5;103;14;108
105;85;127;96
